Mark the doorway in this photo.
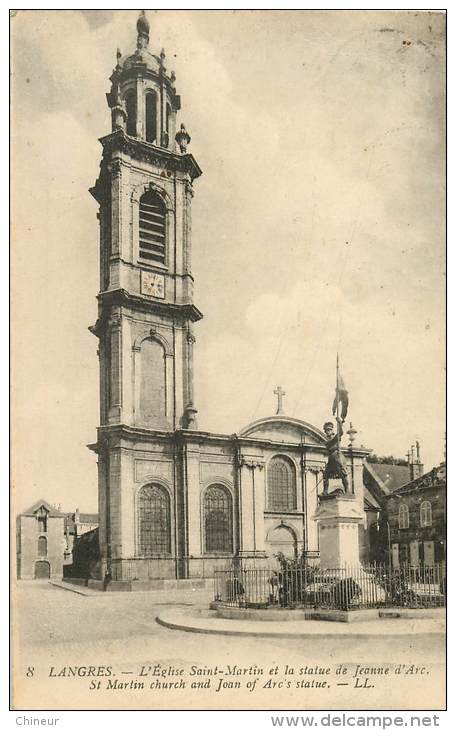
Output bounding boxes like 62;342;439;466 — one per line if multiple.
266;525;297;565
34;560;50;579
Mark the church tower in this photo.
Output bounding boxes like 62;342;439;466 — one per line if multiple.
89;13;202;580
90;11;202;433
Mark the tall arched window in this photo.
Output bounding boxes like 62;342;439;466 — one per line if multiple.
139;338;166;425
37;536;47;557
139;190;166;265
138;484;171;556
145;92;157;143
204;485;233;554
125;91;137;137
420;500;432;527
267;456;297;511
398;503;409;529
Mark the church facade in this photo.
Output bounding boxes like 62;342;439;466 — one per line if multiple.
88;14;369;584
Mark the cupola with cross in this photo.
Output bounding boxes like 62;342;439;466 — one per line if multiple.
89;11;202;433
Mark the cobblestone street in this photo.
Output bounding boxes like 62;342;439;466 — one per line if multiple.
12;581;445;711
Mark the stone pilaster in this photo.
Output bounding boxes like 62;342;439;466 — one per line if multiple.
182;326;197;428
108;317;122;422
183;180;193;275
135;75;145;139
237;456;267;563
109;159;122;258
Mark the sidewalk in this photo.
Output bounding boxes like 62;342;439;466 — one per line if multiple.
157;606;446;639
48;579;213;604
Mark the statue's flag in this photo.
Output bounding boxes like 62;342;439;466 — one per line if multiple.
332;372;349;422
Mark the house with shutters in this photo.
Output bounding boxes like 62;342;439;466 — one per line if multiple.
362;460;414;563
384;463;446;567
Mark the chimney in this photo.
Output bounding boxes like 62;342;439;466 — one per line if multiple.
415;440;424;477
410;445;415;480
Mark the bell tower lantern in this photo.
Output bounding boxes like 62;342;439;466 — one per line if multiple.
90;11;202;433
107;11;180;148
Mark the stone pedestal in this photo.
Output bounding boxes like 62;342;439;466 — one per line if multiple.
312;493;364;569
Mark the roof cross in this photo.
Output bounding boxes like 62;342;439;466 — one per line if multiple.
274;385;286;415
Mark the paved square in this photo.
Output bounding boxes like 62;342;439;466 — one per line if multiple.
12;582;445;711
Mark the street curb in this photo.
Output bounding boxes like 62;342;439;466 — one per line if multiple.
155;615;316;638
48;580;101;597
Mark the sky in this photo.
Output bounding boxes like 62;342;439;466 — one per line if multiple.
11;10;445;513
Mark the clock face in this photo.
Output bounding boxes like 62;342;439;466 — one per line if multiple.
141;271;165;299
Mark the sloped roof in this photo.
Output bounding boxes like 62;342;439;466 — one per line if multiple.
363;486;381;510
64;512;99;532
364;462;411;495
77;513;98;524
21;499;64;517
75;526;99;545
64;512;98;521
389;464;446;497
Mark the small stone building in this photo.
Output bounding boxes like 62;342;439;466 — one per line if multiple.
64;509;99;563
16;500;66;580
362;461;413;563
384;463;446;567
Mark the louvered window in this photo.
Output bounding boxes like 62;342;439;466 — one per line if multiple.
139;191;166;265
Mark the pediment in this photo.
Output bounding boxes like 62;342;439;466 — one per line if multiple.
238;416;326;446
21;499;63;517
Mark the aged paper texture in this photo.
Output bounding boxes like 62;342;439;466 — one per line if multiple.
11;9;446;711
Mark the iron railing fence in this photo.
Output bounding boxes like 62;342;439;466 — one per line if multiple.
214;562;446;611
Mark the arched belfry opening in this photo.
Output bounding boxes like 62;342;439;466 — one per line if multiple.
145;92;158;143
125;90;137;137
